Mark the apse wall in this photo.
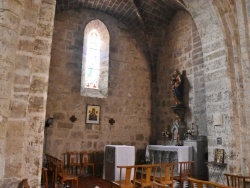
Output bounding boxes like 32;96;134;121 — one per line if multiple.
46;10;152;160
155;10;205;141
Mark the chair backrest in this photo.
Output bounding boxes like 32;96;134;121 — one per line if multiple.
188;177;229;188
69;151;80;165
224;173;249;188
80;151;94;164
157;163;176;183
57;162;66;181
50;161;61;188
134;164;158;187
45;154;61;172
115;165;135;188
63;152;69;169
42;167;48;188
179;161;194;177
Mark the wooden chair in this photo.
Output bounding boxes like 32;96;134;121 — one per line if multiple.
50;160;60;188
133;164;158;188
112;165;135;188
41;167;48;188
58;161;79;188
188;177;229;188
173;161;194;188
224;173;250;188
63;152;69;171
68;151;81;175
80;151;95;177
45;154;61;188
153;163;176;188
17;179;30;188
93;151;104;177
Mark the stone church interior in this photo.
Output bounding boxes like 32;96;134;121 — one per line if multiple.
1;0;250;187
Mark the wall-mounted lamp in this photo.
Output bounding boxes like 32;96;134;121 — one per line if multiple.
45;118;54;127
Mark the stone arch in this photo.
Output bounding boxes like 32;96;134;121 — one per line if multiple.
81;19;110;98
183;0;250;176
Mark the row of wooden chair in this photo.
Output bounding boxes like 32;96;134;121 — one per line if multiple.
112;161;194;188
188;177;229;188
189;172;250;188
63;151;104;176
224;173;250;188
43;153;79;188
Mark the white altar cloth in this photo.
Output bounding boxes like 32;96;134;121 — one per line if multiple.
146;145;192;162
146;145;193;172
103;145;135;181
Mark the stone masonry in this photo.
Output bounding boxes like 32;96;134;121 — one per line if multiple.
1;0;250;187
0;0;56;187
45;10;152;160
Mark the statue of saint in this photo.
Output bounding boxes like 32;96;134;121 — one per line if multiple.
171;69;183;106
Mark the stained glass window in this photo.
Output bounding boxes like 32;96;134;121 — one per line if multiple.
85;30;100;89
81;19;109;98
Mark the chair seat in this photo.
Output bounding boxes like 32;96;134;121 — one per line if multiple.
173;175;188;180
154;177;172;184
112;180;134;188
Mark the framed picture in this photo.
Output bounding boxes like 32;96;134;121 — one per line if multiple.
214;148;224;163
86;105;100;124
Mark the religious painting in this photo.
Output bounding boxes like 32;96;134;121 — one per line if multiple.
86;105;100;124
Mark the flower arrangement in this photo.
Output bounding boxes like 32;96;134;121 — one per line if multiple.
162;128;171;138
184;123;195;138
184;128;194;137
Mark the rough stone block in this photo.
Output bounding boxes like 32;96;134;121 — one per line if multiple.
5;138;23;156
0;81;12;98
18;39;35;53
30;75;48;93
31;57;50;74
57;122;73;129
33;39;52;56
27;116;44;134
23;10;39;24
0;10;20;30
37;22;53;38
6;121;24;138
39;4;55;22
28;96;45;113
10;101;27;118
14;74;30;85
20;24;36;38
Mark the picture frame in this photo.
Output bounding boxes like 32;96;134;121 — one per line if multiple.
214;148;224;163
86;105;100;124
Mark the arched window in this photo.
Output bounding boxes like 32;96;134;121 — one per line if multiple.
81;20;110;98
85;30;100;89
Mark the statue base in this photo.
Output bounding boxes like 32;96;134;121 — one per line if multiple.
171;104;186;122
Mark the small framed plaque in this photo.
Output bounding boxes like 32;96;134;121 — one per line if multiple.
214;148;224;163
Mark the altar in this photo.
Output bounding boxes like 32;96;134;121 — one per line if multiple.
146;145;193;172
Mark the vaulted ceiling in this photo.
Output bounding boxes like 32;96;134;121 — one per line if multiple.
55;0;187;81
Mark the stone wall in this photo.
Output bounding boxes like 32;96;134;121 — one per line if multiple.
46;10;152;160
182;0;250;182
155;10;205;140
0;0;56;187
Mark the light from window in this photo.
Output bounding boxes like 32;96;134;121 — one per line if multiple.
85;30;100;89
